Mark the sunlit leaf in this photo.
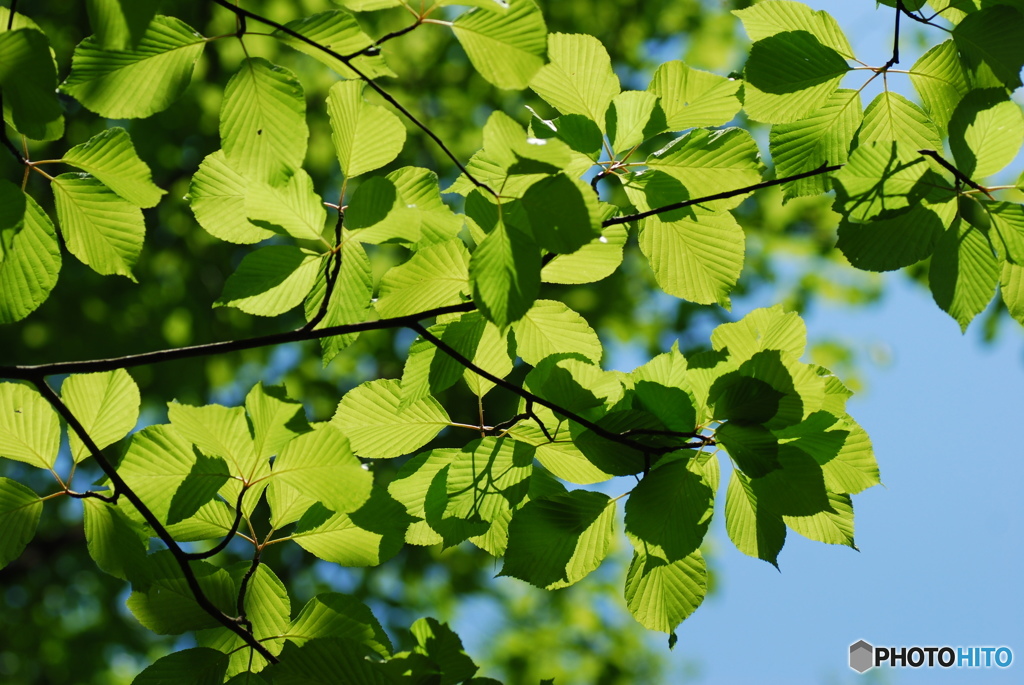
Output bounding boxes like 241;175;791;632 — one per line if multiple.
62;369;140;463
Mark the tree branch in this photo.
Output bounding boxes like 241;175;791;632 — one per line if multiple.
209;0;496;196
410;323;711;455
0;302;476;379
341;19;422;60
603;162;844;227
918;148;995;199
303;210;345;332
185;485;248;561
29;378;277;664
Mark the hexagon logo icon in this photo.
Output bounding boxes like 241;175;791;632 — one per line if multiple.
850;640;874;673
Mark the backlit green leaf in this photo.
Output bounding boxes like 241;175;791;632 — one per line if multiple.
0;382;60;469
949;89;1024;179
647;61;742;132
453;0;547;90
930;218;1000;331
909;40;970;133
62;369;140;463
288;593;392;657
117;424;197;525
83;497;148;580
375;240;471;318
61;15;205;118
624;460;713;562
0;189;61;324
126;552;235;634
0;28;63;140
624;550;707;635
292;488;412;566
0;478;42;570
952;5;1024;90
327;80;406;178
724;469;785;566
513;299;602;365
733;1;854;59
470;216;540;328
130;648;228;685
303;238;374;365
530;33;620;129
857;92;942;153
62;128;165;208
52;173;145;281
272;425;371;515
215;246;322;316
221;58;308;184
86;0;159;51
333;379;451;459
188;151;275;244
246;170;327;242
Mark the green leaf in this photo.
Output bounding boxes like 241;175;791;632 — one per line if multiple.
375;240;471;318
647;61;742;132
742;31;850;124
0;189;61;324
82;497;148;581
167;401;259;480
646;127;764;211
769;89;862;199
751;446;830;517
126;552;236;634
986;202;1024;266
303;238;374;365
274;639;396;685
245;383;311;461
784;491;856;547
337;0;403;10
832;142;953;224
215;246;322;317
292;487;412;566
348;168;462;246
404;617;479;684
715;422;781;477
62;369;140;463
221;58;308;184
188;151;274;244
624;551;707;634
52;173;145;281
288;593;393;657
836;201;952;272
607;90;658;154
61;15;206;118
62;128;165;208
167;452;230;525
521;174;601;254
0;382;60;469
909;40;970;133
453;0;547;90
273;10;396;80
0;28;63;140
401;313;511;404
857;92;942;153
272;425;372;515
530;33;620;128
501;491;614;589
638;210;745;307
724;469;785;566
710;304;807;363
470;216;541;328
541;223;627;285
246;170;327;242
624;460;713;561
165;500;235;543
733;1;854;59
952;5;1024;90
1000;261;1024;325
0;478;42;570
117;425;199;524
130;648;228;685
512;299;602;366
930;218;1000;331
388;449;458;546
332;379;451;459
784;415;880;495
949;89;1024;179
508;423;613;484
710;376;785;426
327;80;406;178
426;437;533;552
86;0;159;51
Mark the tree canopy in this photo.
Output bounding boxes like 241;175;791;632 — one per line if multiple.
1;0;1022;682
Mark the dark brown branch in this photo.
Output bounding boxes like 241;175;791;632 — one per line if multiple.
918;149;995;199
235;547;263;634
66;489;118;503
30;378;277;664
209;0;496;196
411;323;711;455
881;0;902;71
341;19;422;60
0;302;476;379
185;485;248;561
603;162;844;227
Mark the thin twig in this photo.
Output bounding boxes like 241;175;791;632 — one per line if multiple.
303;210;345;331
185;485;248;561
209;0;496;196
340;19;422;60
918;149;994;199
29;378;277;664
880;0;902;72
603;163;844;226
411;323;711;455
0;302;476;378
